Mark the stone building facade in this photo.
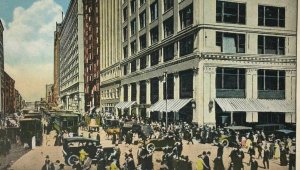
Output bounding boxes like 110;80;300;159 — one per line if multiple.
118;0;296;126
99;0;123;114
53;23;62;105
58;0;85;113
0;20;4;114
4;72;15;114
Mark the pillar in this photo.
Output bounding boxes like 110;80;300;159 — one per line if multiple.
245;68;258;123
192;68;199;122
136;82;140;117
146;80;151;117
285;70;296;123
128;84;132;115
174;72;180;99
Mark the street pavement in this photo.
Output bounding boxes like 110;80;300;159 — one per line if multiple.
10;128;289;170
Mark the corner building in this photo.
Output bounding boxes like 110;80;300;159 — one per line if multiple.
118;0;296;126
59;0;85;113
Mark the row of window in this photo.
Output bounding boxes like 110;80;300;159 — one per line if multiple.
216;68;285;91
216;0;285;27
124;4;192;43
123;70;194;103
216;32;285;55
123;35;194;75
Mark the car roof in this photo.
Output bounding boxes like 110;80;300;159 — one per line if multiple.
224;126;252;130
275;129;295;134
255;124;284;127
63;137;98;142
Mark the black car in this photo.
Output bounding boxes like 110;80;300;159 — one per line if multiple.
62;137;114;166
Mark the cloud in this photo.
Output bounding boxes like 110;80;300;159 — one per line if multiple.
3;0;63;101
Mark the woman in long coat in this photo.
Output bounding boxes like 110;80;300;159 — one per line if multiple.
274;140;281;159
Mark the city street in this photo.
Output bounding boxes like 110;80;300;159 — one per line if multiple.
10;128;289;170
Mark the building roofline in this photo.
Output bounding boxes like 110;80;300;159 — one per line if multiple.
0;19;4;32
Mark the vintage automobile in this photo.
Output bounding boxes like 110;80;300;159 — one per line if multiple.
255;124;285;136
213;126;252;147
102;119;120;136
274;129;296;140
62;137;114;166
145;135;176;152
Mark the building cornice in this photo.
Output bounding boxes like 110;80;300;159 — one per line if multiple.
100;62;121;74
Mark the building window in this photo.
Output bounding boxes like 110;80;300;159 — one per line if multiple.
123;46;128;58
164;0;173;12
140;10;146;29
140;80;147;104
216;68;245;89
258;5;285;27
131;19;136;35
180;35;194;56
131;83;137;101
140;56;147;69
163;74;174;99
258;70;285;91
150;1;158;21
163;44;174;62
123;65;128;75
216;32;245;53
123;7;128;21
216;0;246;24
150;78;159;104
180;70;193;98
140;34;147;49
123;26;128;41
180;4;193;29
131;0;136;14
130;41;137;54
163;17;174;38
258;35;285;55
140;0;145;6
131;60;136;73
124;84;128;101
151;51;159;66
150;26;159;44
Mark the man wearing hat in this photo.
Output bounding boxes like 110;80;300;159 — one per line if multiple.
250;156;258;170
288;140;296;170
263;146;270;169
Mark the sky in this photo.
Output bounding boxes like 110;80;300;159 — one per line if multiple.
0;0;70;102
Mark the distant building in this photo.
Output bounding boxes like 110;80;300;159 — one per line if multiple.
14;89;24;112
53;23;62;105
4;71;15;114
58;0;85;113
46;84;53;103
83;0;100;112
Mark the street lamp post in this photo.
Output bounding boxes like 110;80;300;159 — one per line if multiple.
164;71;168;129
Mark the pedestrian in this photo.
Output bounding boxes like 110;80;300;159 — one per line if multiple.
274;140;280;159
203;151;211;170
248;144;255;165
217;143;224;158
53;160;60;170
124;152;135;170
42;160;54;170
250;156;258;170
257;143;263;159
58;164;65;170
187;130;193;145
269;142;275;159
213;156;224;170
96;133;100;145
196;154;208;170
288;141;296;170
280;145;288;166
112;132;117;144
263;146;270;169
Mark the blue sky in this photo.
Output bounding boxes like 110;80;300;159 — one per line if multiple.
0;0;70;101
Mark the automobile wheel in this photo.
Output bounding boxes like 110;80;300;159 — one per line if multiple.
67;155;79;166
213;138;219;146
146;143;155;153
222;139;229;147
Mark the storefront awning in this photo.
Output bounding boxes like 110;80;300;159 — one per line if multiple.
149;99;192;112
115;101;136;109
215;98;295;113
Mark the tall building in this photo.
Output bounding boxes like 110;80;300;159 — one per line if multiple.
83;0;100;111
118;0;296;126
53;23;62;105
99;0;122;114
59;0;85;113
4;71;15;114
0;20;4;114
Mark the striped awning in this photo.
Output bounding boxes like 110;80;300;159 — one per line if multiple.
149;99;192;112
115;101;136;109
215;98;295;113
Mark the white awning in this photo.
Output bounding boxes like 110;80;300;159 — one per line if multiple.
149;99;192;112
115;101;136;109
215;98;295;113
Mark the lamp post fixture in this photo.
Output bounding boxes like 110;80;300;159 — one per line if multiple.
163;71;168;129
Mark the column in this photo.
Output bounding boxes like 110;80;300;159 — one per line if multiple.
192;67;199;122
285;70;296;123
159;76;164;100
174;72;180;99
146;80;151;117
128;84;132;115
245;68;258;123
136;82;140;117
66;95;69;110
174;42;179;58
202;66;216;125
